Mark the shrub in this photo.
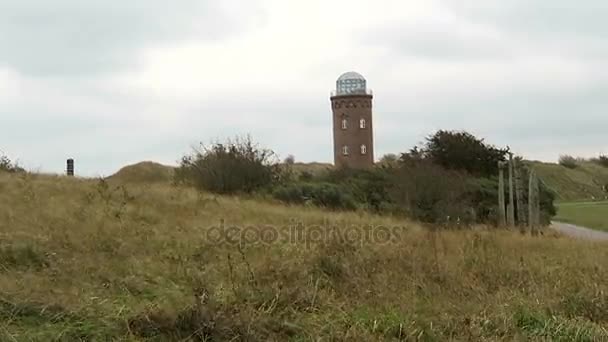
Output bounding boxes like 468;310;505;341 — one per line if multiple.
596;154;608;168
0;152;24;173
323;167;393;211
558;155;578;169
273;182;358;210
388;159;473;224
298;171;313;182
177;136;283;194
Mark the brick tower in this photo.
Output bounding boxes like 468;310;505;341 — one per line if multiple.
330;71;374;168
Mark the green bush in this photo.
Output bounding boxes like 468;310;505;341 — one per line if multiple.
323;168;393;211
596;154;608;168
273;182;358;210
559;155;578;169
388;159;473;224
177;136;283;194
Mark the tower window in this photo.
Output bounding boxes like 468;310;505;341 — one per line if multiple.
342;145;349;156
359;118;366;129
361;144;367;155
341;119;348;130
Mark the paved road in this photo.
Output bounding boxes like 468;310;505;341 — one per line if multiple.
551;221;608;241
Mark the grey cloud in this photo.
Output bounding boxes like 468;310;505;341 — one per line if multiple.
375;81;608;162
0;1;264;76
361;24;512;61
445;0;608;39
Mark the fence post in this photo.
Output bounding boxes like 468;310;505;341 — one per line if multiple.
514;158;527;232
498;161;507;227
507;153;516;227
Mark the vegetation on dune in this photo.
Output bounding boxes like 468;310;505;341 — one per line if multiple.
176;131;555;226
558;155;579;169
531;160;608;201
0;173;607;341
177;136;285;195
109;161;175;184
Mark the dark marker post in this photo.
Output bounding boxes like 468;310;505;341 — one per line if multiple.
67;158;74;176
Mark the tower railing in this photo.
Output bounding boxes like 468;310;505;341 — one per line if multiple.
331;89;373;97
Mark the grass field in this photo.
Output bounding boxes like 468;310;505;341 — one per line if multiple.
555;201;608;232
1;171;608;341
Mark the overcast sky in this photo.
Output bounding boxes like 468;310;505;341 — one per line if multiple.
1;0;607;176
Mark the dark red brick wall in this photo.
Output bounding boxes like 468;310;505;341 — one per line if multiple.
330;94;374;169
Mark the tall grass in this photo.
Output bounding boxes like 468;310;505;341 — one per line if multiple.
0;172;607;341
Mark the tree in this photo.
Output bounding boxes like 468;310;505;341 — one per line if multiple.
420;130;508;177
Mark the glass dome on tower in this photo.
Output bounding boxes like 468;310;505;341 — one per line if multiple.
335;71;369;96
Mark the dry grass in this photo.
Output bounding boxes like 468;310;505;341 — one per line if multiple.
0;172;607;341
109;161;175;185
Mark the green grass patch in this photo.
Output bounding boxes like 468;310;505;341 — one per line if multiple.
555;201;608;232
514;307;608;341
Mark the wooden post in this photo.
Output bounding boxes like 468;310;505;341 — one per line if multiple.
507;153;515;227
67;158;74;177
528;169;535;235
529;170;541;236
498;161;507;226
514;157;527;232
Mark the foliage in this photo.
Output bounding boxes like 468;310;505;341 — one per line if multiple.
596;154;608;168
559;155;578;169
177;136;283;194
377;153;399;168
322;167;393;211
388;158;473;224
298;171;314;182
410;130;508;177
0;152;24;173
272;182;358;210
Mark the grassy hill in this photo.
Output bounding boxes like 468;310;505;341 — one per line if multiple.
529;161;608;201
109;161;175;184
1;172;608;340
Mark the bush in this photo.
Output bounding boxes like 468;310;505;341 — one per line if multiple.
558;155;578;169
0;152;24;173
177;136;283;194
273;182;358;210
596;154;608;168
417;130;508;178
323;168;393;211
388;159;473;224
298;171;313;182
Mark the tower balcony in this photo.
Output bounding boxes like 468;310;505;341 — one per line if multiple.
330;88;373;98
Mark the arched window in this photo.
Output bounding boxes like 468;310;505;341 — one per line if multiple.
341;118;348;130
342;145;349;156
360;144;367;155
359;118;366;129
